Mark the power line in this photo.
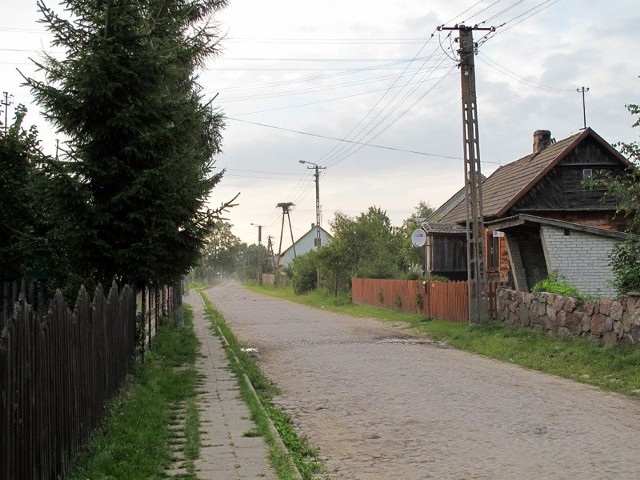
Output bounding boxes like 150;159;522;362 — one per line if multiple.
323;61;456;168
476;53;575;92
212;59;420;93
315;33;444;167
229;71;456;116
226;117;461;160
220;62;450;103
492;0;560;35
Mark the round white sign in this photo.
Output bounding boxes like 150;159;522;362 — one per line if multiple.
411;228;427;247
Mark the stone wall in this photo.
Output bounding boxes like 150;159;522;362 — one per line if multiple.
496;288;640;345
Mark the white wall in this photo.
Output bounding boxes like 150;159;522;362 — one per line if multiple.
281;229;332;267
540;225;621;297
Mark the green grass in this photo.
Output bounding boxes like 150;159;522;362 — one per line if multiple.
68;307;201;480
199;290;323;480
248;284;640;399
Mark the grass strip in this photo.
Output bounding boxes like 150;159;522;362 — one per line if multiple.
68;307;200;480
248;284;640;398
199;290;323;480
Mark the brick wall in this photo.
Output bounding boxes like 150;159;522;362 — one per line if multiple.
539;225;620;297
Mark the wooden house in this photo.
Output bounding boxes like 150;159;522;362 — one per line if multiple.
424;128;634;295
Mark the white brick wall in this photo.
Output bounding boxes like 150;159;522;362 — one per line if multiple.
540;225;621;297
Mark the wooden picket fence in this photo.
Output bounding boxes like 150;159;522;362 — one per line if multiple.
351;278;505;323
0;280;176;480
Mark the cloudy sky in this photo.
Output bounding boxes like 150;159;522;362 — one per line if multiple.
2;1;639;250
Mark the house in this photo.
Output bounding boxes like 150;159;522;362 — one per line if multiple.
424;128;634;296
279;225;333;268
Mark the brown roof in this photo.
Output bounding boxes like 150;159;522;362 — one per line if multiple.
439;128;630;224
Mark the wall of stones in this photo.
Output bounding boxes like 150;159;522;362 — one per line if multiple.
496;288;640;345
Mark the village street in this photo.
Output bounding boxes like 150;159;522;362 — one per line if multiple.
205;281;640;479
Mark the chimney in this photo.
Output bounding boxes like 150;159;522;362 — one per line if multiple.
533;130;552;154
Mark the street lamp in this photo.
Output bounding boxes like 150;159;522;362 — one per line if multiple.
250;223;263;245
299;160;326;248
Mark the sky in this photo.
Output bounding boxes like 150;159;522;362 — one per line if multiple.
2;0;640;251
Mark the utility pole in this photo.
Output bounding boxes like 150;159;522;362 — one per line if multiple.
438;24;492;325
1;91;13;134
577;86;589;130
250;223;264;285
299;160;326;248
267;235;276;271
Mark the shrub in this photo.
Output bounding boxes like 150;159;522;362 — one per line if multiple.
531;273;583;298
290;251;318;294
609;238;640;295
403;271;423;280
427;275;451;283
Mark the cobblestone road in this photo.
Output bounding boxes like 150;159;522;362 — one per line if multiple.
205;282;640;479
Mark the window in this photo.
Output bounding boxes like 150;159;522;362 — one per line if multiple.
488;235;500;271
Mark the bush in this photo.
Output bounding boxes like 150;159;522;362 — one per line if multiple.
609;238;640;295
403;271;424;280
531;273;583;298
290;251;318;294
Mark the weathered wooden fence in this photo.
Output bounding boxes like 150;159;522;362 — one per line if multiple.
0;281;176;480
351;278;506;323
137;285;175;358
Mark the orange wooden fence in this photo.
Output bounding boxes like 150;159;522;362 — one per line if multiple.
424;280;468;323
351;278;504;323
350;279;425;314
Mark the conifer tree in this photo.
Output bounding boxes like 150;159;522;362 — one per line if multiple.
25;0;232;287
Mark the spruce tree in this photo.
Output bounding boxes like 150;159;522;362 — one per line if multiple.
26;0;231;287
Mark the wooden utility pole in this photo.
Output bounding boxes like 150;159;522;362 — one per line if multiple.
439;24;492;324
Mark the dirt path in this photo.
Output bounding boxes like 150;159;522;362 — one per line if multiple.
205;281;640;479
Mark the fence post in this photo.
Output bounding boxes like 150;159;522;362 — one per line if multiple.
139;285;146;362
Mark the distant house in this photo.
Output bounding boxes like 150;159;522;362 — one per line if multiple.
279;225;333;268
424;128;634;296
